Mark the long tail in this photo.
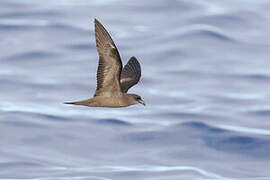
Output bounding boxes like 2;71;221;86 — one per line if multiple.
64;98;93;106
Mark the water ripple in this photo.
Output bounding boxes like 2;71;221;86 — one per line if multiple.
0;176;112;180
7;51;58;61
217;124;270;136
95;118;132;126
182;121;270;158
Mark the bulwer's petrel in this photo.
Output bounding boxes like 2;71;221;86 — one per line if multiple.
65;19;145;107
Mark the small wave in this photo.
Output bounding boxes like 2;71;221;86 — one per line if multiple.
238;74;270;81
47;23;88;33
188;29;233;41
0;19;50;31
165;112;219;120
0;24;33;31
0;161;44;168
182;121;226;133
96;118;132;126
191;14;244;27
1;119;45;128
42;114;69;121
0;176;111;180
248;109;270;117
183;121;270;136
180;121;270;158
124;130;167;142
158;24;234;43
1;165;270;180
206;134;270;158
0;19;88;37
0;11;60;18
217;124;270;136
219;73;270;83
35;165;231;180
7;51;58;61
65;43;95;51
0;110;68;123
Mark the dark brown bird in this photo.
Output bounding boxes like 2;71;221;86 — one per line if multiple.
64;19;145;107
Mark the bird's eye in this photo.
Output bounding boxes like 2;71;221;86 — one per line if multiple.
136;97;141;100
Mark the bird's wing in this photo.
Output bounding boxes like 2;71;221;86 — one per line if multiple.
120;56;141;93
94;19;123;97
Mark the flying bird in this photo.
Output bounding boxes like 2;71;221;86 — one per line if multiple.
65;19;145;107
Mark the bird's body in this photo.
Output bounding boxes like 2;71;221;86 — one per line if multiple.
65;19;145;108
65;94;141;108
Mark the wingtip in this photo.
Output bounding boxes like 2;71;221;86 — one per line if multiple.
94;18;101;25
130;56;137;60
129;56;140;65
94;18;103;32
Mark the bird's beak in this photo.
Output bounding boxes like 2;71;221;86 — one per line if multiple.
138;99;146;106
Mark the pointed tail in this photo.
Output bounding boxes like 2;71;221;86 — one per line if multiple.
64;99;92;106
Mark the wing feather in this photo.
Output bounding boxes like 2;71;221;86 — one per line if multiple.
94;19;123;97
120;56;141;93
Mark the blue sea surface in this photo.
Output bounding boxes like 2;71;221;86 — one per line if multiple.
1;0;270;179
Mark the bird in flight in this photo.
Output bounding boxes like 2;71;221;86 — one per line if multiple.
65;19;145;107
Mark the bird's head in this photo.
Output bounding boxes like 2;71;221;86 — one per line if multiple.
129;94;146;106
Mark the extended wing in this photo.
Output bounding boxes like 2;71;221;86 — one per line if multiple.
120;56;141;93
94;19;123;97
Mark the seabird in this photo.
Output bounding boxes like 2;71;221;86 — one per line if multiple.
64;19;145;107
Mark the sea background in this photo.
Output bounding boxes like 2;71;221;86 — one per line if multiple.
1;0;270;179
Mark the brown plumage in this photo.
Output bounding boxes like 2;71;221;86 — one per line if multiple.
64;19;145;107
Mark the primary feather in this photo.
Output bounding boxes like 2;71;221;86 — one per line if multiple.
94;19;123;97
120;56;141;93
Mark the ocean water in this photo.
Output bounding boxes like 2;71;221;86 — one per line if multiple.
1;0;270;179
